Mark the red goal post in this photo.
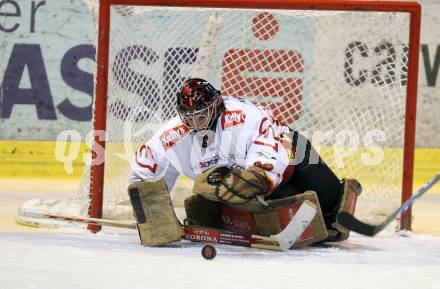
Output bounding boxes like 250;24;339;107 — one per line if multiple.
89;0;421;232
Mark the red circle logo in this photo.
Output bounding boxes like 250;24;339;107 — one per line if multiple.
252;12;279;41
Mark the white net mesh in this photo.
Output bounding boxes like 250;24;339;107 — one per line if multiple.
29;3;412;227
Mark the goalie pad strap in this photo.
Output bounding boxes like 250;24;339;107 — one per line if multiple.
128;188;147;224
128;179;182;246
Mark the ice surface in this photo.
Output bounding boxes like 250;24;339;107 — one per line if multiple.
0;230;439;289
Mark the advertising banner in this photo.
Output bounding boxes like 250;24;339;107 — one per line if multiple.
0;0;96;140
0;0;439;147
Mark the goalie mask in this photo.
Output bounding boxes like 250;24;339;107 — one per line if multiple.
177;78;223;133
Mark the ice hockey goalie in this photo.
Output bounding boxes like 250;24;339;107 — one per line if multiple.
128;78;362;249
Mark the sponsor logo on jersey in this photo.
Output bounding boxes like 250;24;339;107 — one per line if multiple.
230;163;245;170
252;161;274;171
221;110;246;129
199;154;220;169
225;154;245;169
160;124;190;150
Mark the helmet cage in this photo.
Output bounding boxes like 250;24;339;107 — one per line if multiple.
177;79;222;133
178;95;222;133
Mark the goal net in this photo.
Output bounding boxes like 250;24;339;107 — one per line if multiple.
18;0;421;232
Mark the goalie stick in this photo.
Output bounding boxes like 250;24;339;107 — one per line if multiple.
18;200;317;251
17;211;138;229
337;172;440;236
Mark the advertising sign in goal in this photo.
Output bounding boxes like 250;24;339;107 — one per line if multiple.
22;0;421;233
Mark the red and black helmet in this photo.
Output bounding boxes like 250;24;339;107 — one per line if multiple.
177;78;223;132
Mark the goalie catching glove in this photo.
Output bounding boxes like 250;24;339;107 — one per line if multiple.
192;166;271;206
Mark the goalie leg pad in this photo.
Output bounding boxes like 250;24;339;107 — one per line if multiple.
326;179;362;242
128;180;182;246
252;191;328;248
222;190;328;248
184;194;222;228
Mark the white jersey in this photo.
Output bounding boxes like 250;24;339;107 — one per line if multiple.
129;96;292;191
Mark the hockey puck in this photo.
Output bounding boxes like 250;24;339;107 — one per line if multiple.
201;245;217;260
